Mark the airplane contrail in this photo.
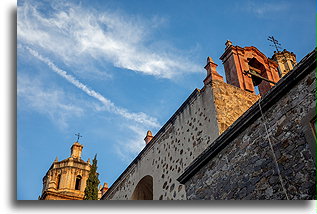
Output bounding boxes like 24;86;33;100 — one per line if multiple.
26;46;160;128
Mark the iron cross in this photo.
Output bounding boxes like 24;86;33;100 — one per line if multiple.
268;36;282;52
75;133;82;142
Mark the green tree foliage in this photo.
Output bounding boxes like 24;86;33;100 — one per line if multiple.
84;154;100;200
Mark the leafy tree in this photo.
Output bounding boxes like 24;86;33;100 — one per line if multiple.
84;154;100;200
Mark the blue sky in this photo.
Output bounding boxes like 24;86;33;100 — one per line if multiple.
17;0;315;200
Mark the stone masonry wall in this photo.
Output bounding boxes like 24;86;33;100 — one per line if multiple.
184;67;316;200
211;80;260;134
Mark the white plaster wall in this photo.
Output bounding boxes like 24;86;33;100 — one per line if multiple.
105;84;220;200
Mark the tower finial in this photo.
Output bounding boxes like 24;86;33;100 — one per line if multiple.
207;56;214;64
144;130;153;145
225;40;232;48
203;55;223;85
71;138;84;159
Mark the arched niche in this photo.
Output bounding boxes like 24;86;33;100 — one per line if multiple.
131;175;153;200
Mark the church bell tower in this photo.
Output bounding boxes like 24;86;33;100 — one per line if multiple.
219;40;281;96
39;141;91;200
39;137;108;200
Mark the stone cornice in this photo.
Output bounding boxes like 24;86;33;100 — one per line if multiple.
40;190;83;200
220;45;278;68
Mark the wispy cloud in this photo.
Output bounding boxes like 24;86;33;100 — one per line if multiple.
17;1;200;79
18;74;84;129
243;1;289;17
114;125;149;163
26;46;160;128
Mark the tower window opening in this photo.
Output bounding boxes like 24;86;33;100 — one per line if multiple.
56;174;61;189
291;61;296;68
284;61;290;71
250;67;262;95
248;58;267;95
75;175;82;190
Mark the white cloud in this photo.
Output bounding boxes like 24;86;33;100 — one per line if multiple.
25;46;160;128
17;74;84;129
114;125;149;163
124;125;148;154
244;1;289;17
17;1;201;79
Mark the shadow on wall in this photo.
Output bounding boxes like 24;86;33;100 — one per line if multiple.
130;175;153;200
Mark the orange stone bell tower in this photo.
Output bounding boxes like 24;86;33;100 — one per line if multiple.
39;139;108;200
39;141;91;200
220;40;280;96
